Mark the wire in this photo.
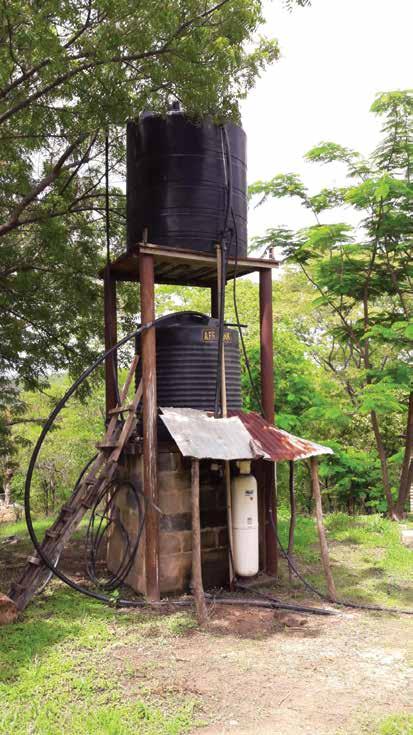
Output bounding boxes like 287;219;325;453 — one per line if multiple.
214;126;233;417
231;208;264;414
86;479;145;591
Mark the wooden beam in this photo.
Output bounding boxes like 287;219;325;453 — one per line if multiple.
139;251;160;602
191;458;208;625
103;265;118;417
310;458;337;602
259;268;277;576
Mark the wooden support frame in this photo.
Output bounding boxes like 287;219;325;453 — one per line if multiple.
103;265;118;416
139;251;160;601
259;268;277;576
102;246;280;595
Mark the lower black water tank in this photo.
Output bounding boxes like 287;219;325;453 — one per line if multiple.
137;314;242;411
127;111;247;256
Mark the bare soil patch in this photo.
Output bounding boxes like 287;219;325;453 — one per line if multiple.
109;602;413;735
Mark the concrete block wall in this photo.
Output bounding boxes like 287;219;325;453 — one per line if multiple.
107;443;229;595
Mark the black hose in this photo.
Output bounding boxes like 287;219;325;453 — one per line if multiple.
86;479;145;591
23;311;209;607
231;208;264;414
214;126;233;418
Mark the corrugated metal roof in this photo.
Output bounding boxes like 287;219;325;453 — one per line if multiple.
160;408;257;460
160;407;333;462
230;411;333;462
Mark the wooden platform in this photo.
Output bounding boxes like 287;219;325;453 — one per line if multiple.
102;243;279;287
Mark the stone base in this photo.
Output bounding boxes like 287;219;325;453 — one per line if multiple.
107;445;229;595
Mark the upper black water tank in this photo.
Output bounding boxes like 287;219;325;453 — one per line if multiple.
126;112;247;256
136;314;242;412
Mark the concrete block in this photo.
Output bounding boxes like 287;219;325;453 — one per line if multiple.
160;532;182;555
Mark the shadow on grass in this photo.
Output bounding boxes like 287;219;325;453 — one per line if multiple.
0;587;117;685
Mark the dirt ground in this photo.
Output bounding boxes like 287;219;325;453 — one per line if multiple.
110;603;413;735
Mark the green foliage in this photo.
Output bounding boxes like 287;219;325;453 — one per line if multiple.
250;90;413;517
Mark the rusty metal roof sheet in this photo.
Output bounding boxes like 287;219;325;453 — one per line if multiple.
230;411;333;462
160;407;333;462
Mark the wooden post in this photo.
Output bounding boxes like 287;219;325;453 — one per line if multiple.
191;458;208;625
310;457;337;602
103;265;118;417
259;268;277;576
287;460;296;584
139;251;160;602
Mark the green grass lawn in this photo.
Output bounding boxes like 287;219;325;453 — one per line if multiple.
277;510;413;609
0;584;196;735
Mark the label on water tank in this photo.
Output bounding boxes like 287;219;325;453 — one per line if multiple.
202;329;232;343
247;517;253;525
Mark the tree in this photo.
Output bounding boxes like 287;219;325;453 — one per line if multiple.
0;0;292;458
250;90;413;518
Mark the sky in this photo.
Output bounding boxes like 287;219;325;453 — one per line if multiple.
242;0;413;247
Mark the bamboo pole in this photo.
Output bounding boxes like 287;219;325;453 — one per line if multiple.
191;458;208;625
310;457;337;602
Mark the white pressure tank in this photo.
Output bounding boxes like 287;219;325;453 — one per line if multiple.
231;461;259;577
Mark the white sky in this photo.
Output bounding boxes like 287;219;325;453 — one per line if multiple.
242;0;413;245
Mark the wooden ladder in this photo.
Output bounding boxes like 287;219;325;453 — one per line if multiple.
9;356;143;612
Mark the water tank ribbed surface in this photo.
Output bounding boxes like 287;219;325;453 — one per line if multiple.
137;315;242;411
127;112;247;256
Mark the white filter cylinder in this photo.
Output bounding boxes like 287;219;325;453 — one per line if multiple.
231;474;259;577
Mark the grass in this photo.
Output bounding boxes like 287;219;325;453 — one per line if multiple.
350;714;413;735
377;715;413;735
0;588;197;735
277;510;413;608
0;515;88;543
0;520;198;735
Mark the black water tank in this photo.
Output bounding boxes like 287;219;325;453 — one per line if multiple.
127;112;247;256
137;314;242;411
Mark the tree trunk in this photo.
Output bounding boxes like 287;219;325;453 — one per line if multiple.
287;460;296;584
310;458;337;602
191;458;208;625
394;392;413;518
370;410;397;519
3;468;13;506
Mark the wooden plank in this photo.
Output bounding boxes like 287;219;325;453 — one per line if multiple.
139;251;160;602
259;268;277;577
310;458;337;602
191;458;208;625
101;243;279;286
